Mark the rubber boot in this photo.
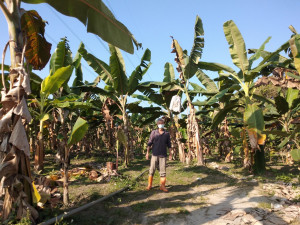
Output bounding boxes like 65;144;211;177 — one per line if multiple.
160;177;168;192
146;175;153;191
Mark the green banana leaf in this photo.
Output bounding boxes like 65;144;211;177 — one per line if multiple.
52;94;81;104
223;20;249;75
127;103;161;114
211;104;241;129
163;63;175;82
71;85;112;96
78;43;112;85
248;37;271;68
67;117;89;146
289;34;300;74
128;49;151;95
109;45;128;95
258;41;290;66
286;88;299;108
132;93;164;106
50;38;72;75
41;65;73;97
252;94;276;106
189;82;206;93
190;15;204;64
195;69;218;92
244;103;265;132
197;61;238;76
22;0;140;54
194;88;229;106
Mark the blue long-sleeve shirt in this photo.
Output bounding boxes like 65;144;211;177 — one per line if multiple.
147;129;171;157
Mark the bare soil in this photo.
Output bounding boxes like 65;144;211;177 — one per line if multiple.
57;160;300;225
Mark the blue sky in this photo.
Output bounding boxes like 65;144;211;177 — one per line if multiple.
1;0;300;88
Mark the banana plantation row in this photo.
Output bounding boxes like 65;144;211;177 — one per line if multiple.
0;0;299;224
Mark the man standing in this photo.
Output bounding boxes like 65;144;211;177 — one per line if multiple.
146;118;171;192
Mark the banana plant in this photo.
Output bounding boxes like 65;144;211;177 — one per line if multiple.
167;15;208;165
63;117;89;205
76;43;151;167
196;20;279;172
263;88;300;162
28;39;74;170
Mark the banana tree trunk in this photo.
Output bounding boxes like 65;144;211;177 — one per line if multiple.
173;116;185;163
242;127;251;169
0;1;38;222
253;145;266;174
50;111;58;151
61;122;70;205
63;144;70;205
35;120;44;170
123;111;129;167
188;103;204;165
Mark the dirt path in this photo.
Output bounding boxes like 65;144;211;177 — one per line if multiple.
66;161;300;225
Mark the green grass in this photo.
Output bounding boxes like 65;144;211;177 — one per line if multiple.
258;202;272;210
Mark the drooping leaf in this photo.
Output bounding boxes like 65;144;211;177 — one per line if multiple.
223;20;249;74
41;65;73;97
248;36;271;68
171;39;187;68
109;45;128;95
195;69;218;92
211;103;241;129
163;63;175;82
22;0;141;54
197;61;238;76
21;10;51;70
67;117;89;146
190;15;204;64
78;42;112;85
71;85;112;97
258;41;290;66
189;82;206;93
244;103;265;132
127;102;161;114
289;34;300;74
128;48;151;94
244;103;265;148
252;94;276;106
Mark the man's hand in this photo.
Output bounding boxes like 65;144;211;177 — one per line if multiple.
169;153;173;161
146;152;149;160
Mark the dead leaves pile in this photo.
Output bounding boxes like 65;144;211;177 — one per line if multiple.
255;67;300;90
